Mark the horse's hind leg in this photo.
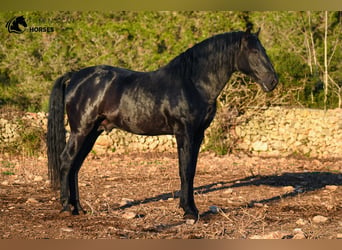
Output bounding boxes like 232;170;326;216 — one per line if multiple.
59;132;84;215
60;132;85;214
69;128;102;215
59;127;101;215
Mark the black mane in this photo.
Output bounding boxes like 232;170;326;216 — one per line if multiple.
163;31;243;81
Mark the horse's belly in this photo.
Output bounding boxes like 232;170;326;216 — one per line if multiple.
123;115;173;135
100;113;173;136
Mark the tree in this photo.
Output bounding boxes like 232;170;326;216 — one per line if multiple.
302;11;341;109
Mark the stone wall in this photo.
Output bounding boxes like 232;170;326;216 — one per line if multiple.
235;107;342;158
0;112;47;144
0;108;341;158
94;130;177;154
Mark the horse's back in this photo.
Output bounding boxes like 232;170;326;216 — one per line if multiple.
67;65;139;88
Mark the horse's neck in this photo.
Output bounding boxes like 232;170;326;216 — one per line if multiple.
191;45;237;104
163;33;239;104
192;71;233;104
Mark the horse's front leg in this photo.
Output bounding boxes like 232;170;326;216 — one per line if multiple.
175;128;204;221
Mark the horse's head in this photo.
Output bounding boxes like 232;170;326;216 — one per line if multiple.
236;27;278;92
16;16;27;28
6;16;27;34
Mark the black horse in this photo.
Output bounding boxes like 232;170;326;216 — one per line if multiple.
47;27;278;220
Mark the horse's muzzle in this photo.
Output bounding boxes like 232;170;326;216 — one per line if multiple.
261;74;278;92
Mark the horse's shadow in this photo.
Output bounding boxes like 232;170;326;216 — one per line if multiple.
113;171;342;217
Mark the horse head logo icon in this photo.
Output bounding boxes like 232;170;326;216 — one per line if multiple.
6;16;27;34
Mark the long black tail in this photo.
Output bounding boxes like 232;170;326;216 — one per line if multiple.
47;72;73;189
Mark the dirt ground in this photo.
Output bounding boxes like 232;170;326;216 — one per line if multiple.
1;151;342;239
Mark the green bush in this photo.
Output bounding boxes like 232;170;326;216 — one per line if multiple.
0;11;340;155
1;11;341;111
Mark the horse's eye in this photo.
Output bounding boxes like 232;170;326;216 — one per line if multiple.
252;49;259;54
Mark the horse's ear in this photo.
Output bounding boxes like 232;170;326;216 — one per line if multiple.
242;25;252;47
255;27;261;37
245;25;252;35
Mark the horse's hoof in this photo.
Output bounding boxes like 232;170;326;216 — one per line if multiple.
72;208;87;215
183;212;199;223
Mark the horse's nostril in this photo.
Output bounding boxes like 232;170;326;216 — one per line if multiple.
272;77;278;86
